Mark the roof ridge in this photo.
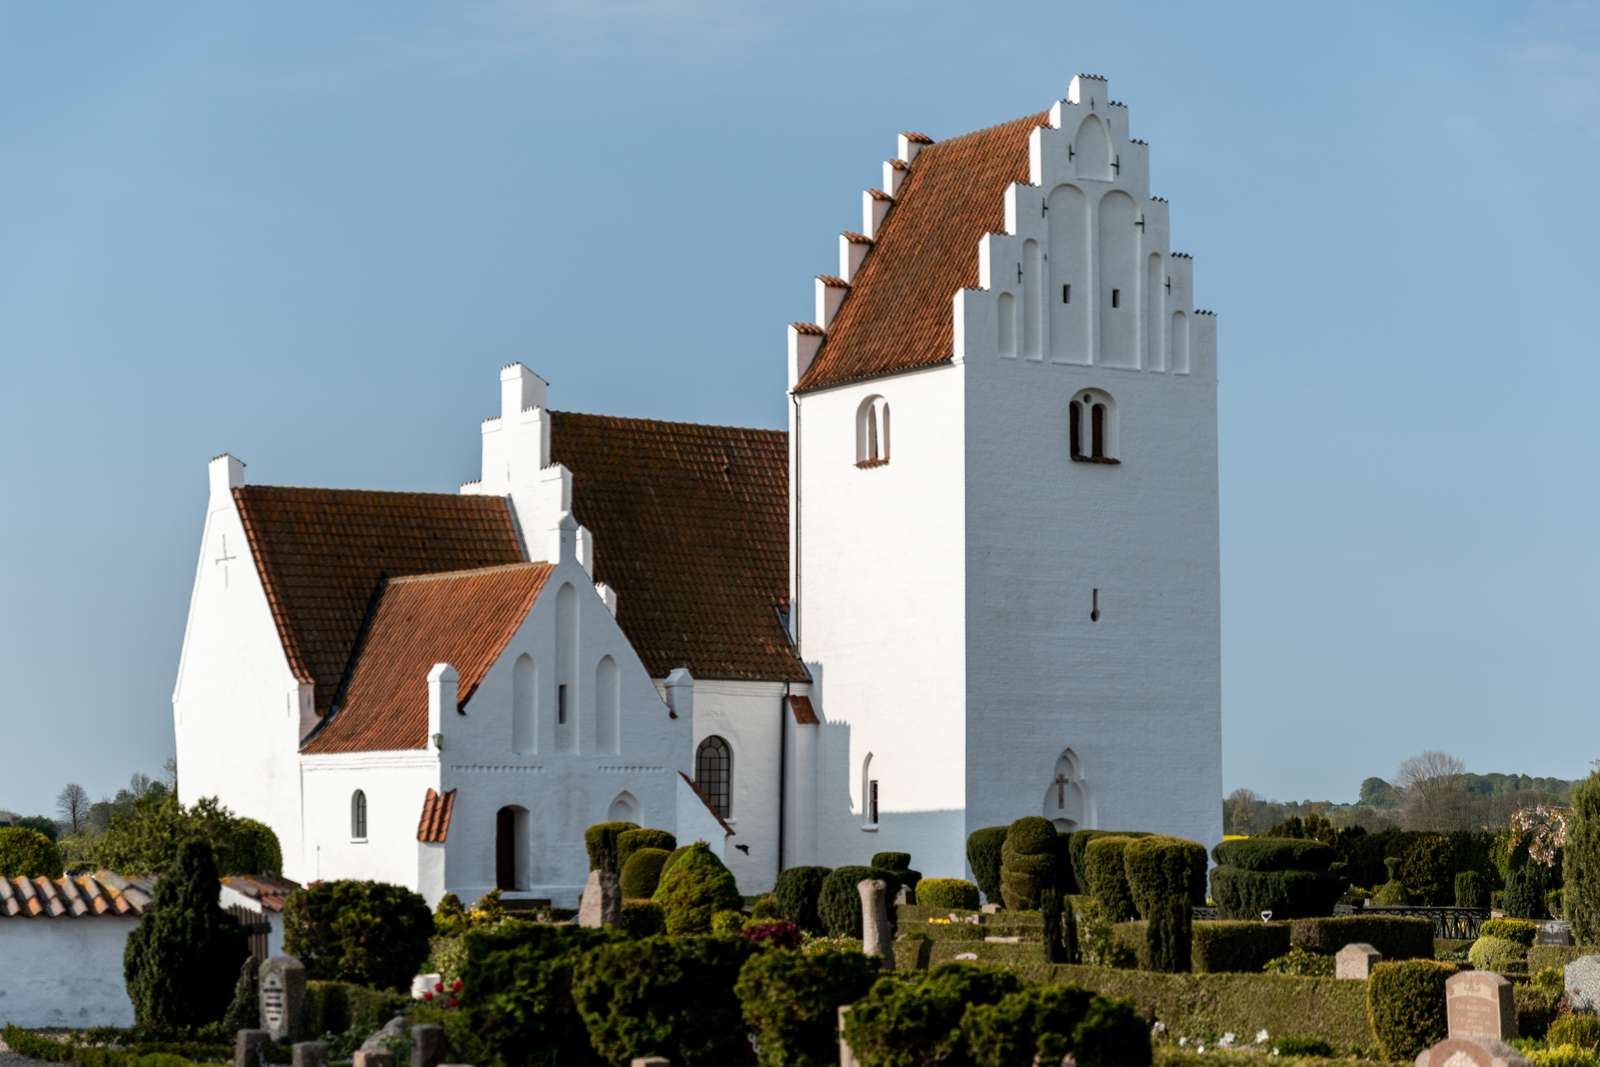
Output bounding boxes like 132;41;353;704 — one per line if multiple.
550;409;785;438
386;561;552;585
237;484;494;500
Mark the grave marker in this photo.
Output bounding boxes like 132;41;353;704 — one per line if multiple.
258;955;306;1043
1445;970;1516;1041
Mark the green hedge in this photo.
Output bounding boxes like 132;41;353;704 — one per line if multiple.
1191;921;1292;974
1530;943;1592;974
302;979;407;1038
1455;870;1489;908
620;899;665;938
871;852;911;872
1366;959;1453;1060
282;880;433;991
1210;866;1342;920
819;866;900;938
1068;830;1149;894
1123;836;1208;918
1288;915;1434;960
616;827;675;870
652;842;742;935
460;921;622;1066
1001;818;1059;911
584;820;639;873
918;878;980;911
1567;773;1600;944
966;827;1008;903
736;948;882;1067
620;847;671;899
1212;837;1336;872
0;826;62;876
1082;836;1139;922
0;1028;239;1067
1481;917;1539;945
774;866;831;933
1468;935;1527;974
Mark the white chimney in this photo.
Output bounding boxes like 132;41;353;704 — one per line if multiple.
596;582;618;616
549;511;579;564
788;323;824;389
500;363;548;422
664;667;694;721
427;663;458;750
208;454;245;512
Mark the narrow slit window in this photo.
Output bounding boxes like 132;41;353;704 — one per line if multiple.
1111;288;1121;309
1062;284;1071;304
869;780;880;824
350;789;367;840
1091;404;1107;459
1068;401;1083;459
557;683;568;725
1091;588;1101;623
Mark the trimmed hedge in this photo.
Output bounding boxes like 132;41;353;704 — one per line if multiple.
1001;817;1059;911
918;878;980;911
1068;830;1149;894
1082;836;1139;922
652;842;742;935
1145;895;1191;974
303;979;408;1037
819;866;899;938
1123;836;1208;918
1481;917;1539;945
736;948;882;1067
966;826;1008;904
1288;915;1434;960
620;847;671;899
0;826;62;877
1191;920;1292;974
1468;935;1527;974
1210;867;1342;921
1367;959;1454;1060
1530;943;1591;974
844;964;1024;1067
871;851;911;872
584;820;640;873
1567;773;1600;944
616;827;676;870
1394;834;1455;906
1455;870;1489;908
1212;837;1336;872
958;985;1095;1067
774;866;831;933
282;879;433;991
621;899;665;938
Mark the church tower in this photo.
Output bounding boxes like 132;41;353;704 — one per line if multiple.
789;75;1222;877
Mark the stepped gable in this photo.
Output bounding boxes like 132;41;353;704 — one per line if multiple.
796;111;1049;392
548;411;807;683
233;485;525;717
302;562;553;754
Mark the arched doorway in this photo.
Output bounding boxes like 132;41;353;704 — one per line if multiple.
495;805;528;891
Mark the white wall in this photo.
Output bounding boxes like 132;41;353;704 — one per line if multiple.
688;680;787;894
173;457;315;882
299;752;437;891
0;920;137;1028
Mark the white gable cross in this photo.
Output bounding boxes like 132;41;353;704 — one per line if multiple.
214;534;239;588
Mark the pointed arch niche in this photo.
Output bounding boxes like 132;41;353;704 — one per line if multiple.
1043;749;1090;832
608;790;639;824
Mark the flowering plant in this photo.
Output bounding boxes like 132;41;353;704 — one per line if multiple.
420;977;464;1010
738;920;803;950
1511;804;1569;867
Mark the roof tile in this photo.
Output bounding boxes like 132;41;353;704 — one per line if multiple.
417;788;457;843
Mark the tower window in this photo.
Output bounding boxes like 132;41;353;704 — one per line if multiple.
1062;284;1071;304
1111;288;1122;309
695;735;732;818
855;394;891;468
1069;390;1120;465
869;779;880;824
350;789;368;841
557;683;568;725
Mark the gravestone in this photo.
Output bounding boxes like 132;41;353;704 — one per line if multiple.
578;868;621;928
858;879;895;969
839;1006;860;1067
980;903;1001;915
234;1030;272;1067
258;955;307;1042
361;1016;407;1052
1565;954;1600;1011
410;1024;446;1067
352;1052;395;1067
1537;920;1574;946
631;1059;671;1066
1335;942;1381;980
1413;1036;1531;1066
292;1043;328;1067
1445;970;1516;1040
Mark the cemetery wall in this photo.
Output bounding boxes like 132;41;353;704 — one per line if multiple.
0;917;137;1028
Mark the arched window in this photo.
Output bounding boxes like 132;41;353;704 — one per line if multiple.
861;752;878;828
695;736;732;818
350;790;367;841
855;395;891;468
1068;390;1119;464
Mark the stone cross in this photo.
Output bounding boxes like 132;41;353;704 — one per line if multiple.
1565;954;1600;1011
1055;773;1069;808
292;1043;328;1067
859;878;895;969
234;1030;272;1067
578;867;621;928
1446;970;1516;1041
258;955;307;1043
1413;1036;1531;1066
1335;942;1381;980
410;1024;447;1067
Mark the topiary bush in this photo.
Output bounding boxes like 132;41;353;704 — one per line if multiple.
1263;946;1336;976
584;820;640;874
652;842;742;935
1366;959;1454;1061
871;852;911;872
1480;917;1539;945
1548;1013;1600;1050
1468;935;1527;974
1213;837;1336;872
1505;861;1549;919
1070;995;1153;1067
1567;773;1600;945
123;840;249;1029
282;879;433;990
1288;915;1435;960
1145;895;1192;974
1455;869;1489;908
736;947;881;1067
572;934;756;1067
459;922;620;1067
1190;920;1291;973
616;827;676;871
302;978;409;1037
1083;836;1139;922
1123;835;1208;918
1001;817;1059;911
918;878;980;911
966;826;1008;904
1371;879;1410;905
620;847;671;899
1067;830;1149;894
621;899;665;938
0;826;61;877
1395;833;1455;906
818;866;900;938
774;866;830;933
843;963;1023;1067
958;985;1094;1067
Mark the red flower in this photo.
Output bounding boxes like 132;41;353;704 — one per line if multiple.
434;981;445;993
422;991;434;1001
452;978;462;992
447;997;459;1008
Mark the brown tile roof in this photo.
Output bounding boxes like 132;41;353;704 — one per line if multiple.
302;563;553;754
787;694;818;725
417;788;456;843
797;111;1049;393
0;872;156;918
220;873;301;913
678;771;736;837
549;411;807;683
234;486;524;717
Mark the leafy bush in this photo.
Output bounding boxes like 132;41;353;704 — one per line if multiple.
1448;869;1487;908
842;963;1023;1067
1212;837;1336;872
871;851;911;872
1549;1013;1600;1050
1568;773;1600;944
1001;817;1059;911
621;899;665;937
1123;836;1208;918
1190;921;1291;973
460;921;621;1067
1263;947;1335;976
1366;959;1453;1060
282;880;433;990
123;840;248;1029
0;826;62;876
1529;1046;1600;1067
818;866;899;938
1071;995;1153;1067
1371;879;1410;905
1517;980;1561;1041
775;866;831;933
302;979;408;1037
1395;833;1455;905
713;909;748;936
1068;830;1149;894
918;878;980;911
1083;836;1139;922
959;985;1093;1067
1480;917;1539;945
1145;895;1191;974
1211;866;1341;920
1549;887;1566;919
1467;935;1526;973
1041;888;1079;965
966;827;1008;903
652;842;742;935
620;847;671;898
73;794;281;876
1505;860;1549;919
584;820;640;874
616;827;676;870
572;935;756;1067
1288;915;1435;960
736;947;881;1067
750;894;781;920
219;956;258;1033
739;920;802;950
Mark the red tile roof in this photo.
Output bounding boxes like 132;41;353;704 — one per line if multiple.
678;771;736;837
220;873;301;913
234;486;525;717
549;412;808;683
417;788;456;843
787;694;818;725
0;872;155;918
796;111;1049;393
302;563;553;754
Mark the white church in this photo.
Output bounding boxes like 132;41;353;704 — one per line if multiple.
172;74;1222;906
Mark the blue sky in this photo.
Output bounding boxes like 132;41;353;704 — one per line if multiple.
3;2;1598;817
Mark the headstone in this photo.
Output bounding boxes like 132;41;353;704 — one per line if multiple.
292;1043;328;1067
361;1015;408;1052
1335;942;1381;980
631;1059;671;1066
894;884;911;905
352;1053;395;1067
1565;954;1600;1011
411;1024;447;1067
839;1006;860;1067
411;972;442;999
1446;970;1516;1040
858;879;895;969
1536;920;1573;946
980;903;1001;914
258;955;307;1042
953;951;978;961
234;1030;272;1067
577;868;622;928
1413;1036;1531;1067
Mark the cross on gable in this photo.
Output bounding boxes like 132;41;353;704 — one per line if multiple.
214;534;239;588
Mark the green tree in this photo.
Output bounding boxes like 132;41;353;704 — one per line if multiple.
0;827;62;876
122;840;248;1029
14;815;60;842
1567;773;1600;944
78;793;280;875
